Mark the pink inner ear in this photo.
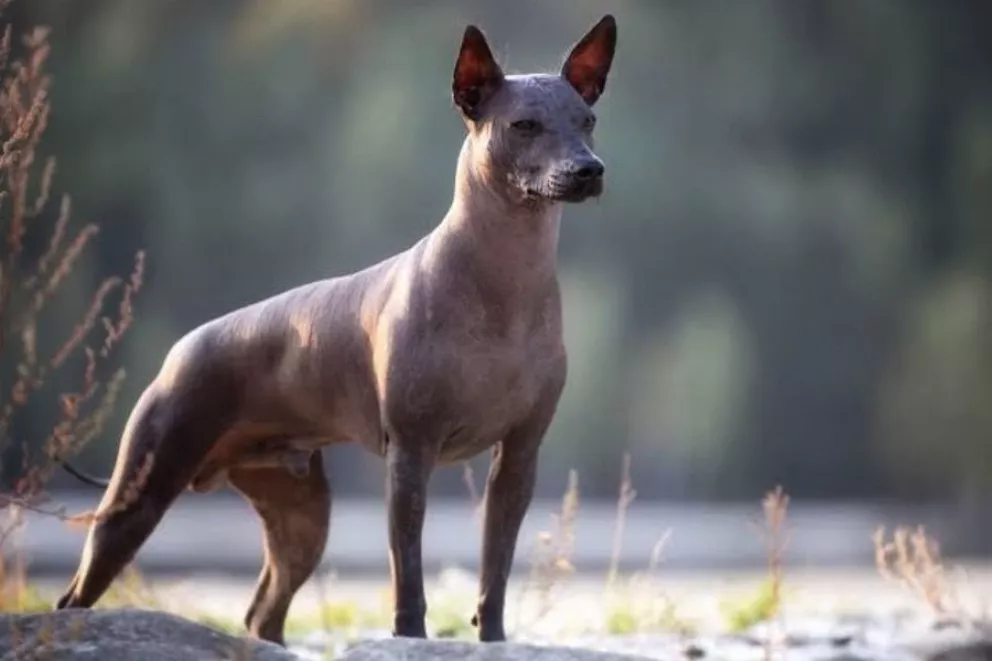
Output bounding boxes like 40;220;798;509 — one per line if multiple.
574;49;606;75
453;42;502;116
454;28;503;94
568;40;610;81
456;57;494;91
563;17;615;101
569;63;603;95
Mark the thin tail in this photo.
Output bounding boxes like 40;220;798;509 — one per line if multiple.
61;460;110;489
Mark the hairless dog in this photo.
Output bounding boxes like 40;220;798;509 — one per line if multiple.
56;15;618;646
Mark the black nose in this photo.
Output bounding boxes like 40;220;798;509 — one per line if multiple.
573;160;605;180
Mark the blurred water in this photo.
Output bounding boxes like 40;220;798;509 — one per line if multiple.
10;493;986;578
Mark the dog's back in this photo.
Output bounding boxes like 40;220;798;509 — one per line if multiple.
161;249;409;458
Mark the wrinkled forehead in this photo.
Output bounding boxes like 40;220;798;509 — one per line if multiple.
489;74;593;122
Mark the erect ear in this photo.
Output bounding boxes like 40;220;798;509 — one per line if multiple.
560;15;617;106
452;25;504;120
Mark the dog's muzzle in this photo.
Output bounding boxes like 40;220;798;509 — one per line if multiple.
545;160;605;202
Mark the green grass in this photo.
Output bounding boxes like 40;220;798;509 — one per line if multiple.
428;604;476;640
604;605;639;635
282;598;393;638
719;578;781;632
194;613;244;635
603;589;696;636
0;582;49;613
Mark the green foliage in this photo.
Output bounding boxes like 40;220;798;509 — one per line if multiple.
282;597;394;639
0;581;49;614
719;579;781;633
428;606;475;640
604;605;638;635
194;613;243;635
603;589;696;636
97;566;164;611
14;0;992;501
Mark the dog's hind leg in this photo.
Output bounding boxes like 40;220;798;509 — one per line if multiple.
55;384;228;611
229;451;330;646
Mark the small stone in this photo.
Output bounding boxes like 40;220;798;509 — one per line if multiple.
829;634;855;647
933;618;966;632
683;643;706;658
784;633;814;647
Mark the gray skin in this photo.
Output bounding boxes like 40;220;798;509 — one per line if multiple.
55;15;617;647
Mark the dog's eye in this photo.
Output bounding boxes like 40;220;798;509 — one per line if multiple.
583;115;597;131
510;119;542;134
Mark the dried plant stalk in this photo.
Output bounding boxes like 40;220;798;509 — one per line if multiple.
0;4;144;581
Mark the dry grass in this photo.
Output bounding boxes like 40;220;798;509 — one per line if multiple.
601;453;689;636
512;468;579;634
756;485;790;620
0;5;145;656
0;0;144;521
301;566;384;659
873;525;951;615
605;452;637;594
872;524;988;625
718;485;790;661
7;464;989;653
2;439;986;655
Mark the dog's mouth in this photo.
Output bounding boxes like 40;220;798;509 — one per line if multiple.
531;176;603;203
517;169;605;205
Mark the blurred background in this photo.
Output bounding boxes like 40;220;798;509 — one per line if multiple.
2;0;991;577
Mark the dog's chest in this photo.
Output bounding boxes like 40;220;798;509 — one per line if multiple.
434;323;557;461
382;294;563;457
444;306;554;402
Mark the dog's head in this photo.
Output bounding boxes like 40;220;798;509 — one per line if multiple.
452;16;617;206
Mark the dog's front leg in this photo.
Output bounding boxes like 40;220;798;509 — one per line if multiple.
473;436;541;642
385;438;434;638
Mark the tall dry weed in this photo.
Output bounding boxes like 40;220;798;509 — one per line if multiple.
0;0;144;607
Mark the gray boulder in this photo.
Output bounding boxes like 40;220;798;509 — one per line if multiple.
339;637;657;661
926;642;992;661
0;608;299;661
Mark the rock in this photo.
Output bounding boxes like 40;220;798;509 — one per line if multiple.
339;637;659;661
925;642;992;661
0;608;301;661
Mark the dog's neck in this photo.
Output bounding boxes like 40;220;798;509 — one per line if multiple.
426;138;562;295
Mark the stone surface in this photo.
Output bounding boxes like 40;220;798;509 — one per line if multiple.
290;615;992;661
337;637;657;661
0;608;300;661
925;642;992;661
2;607;990;661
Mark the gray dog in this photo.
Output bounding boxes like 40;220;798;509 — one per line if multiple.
57;14;618;646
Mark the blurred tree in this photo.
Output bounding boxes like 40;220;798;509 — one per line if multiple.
6;0;990;501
